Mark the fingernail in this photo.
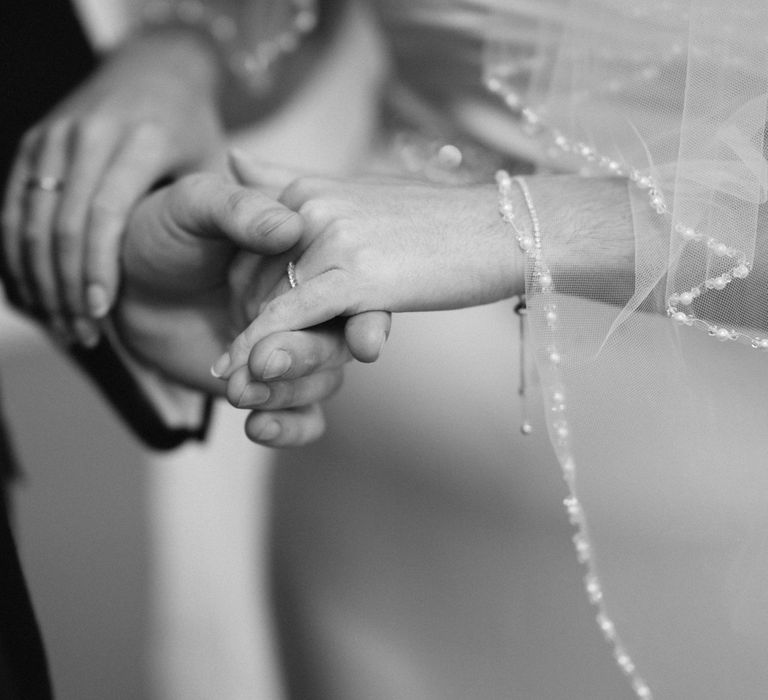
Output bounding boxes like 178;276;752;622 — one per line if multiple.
237;383;270;407
74;317;100;348
255;419;281;442
263;349;291;379
210;352;231;378
87;284;110;318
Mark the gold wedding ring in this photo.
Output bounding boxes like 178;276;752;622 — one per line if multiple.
287;261;298;289
25;175;64;192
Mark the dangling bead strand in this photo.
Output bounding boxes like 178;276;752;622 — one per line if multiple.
496;169;654;700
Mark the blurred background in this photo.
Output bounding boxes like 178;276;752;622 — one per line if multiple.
0;4;383;697
1;295;283;700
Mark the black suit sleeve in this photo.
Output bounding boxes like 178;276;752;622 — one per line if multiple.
69;339;213;451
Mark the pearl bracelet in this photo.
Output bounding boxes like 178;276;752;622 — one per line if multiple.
141;0;317;94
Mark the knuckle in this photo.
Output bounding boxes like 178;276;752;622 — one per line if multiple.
258;208;300;245
41;118;72;146
74;115;112;146
345;246;372;276
324;221;368;270
131;120;168;150
225;188;256;226
231;333;257;366
173;173;210;206
278;423;301;445
55;214;83;244
1;210;15;234
54;233;81;257
281;177;315;207
19;128;43;155
181;172;212;190
280;177;333;211
324;219;356;249
261;296;289;323
257;381;288;408
225;379;244;407
274;380;297;407
90;195;123;223
28;268;56;299
23;226;47;251
292;342;325;375
297;198;330;230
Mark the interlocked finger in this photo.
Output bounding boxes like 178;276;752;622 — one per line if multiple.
227;365;344;410
218;270;352;377
245;322;353;382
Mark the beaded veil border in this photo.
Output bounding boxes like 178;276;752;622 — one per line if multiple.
485;1;768;698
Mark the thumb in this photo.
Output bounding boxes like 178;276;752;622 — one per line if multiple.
167;173;305;255
345;311;392;363
228;149;303;192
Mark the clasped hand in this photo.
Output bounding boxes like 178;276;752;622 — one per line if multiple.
117;172;390;447
212;153;524;408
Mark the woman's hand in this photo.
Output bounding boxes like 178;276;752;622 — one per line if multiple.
1;31;225;346
211;154;524;380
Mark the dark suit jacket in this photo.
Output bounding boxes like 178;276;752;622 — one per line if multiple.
0;4;211;697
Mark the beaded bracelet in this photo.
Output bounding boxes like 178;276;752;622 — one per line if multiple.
141;0;317;94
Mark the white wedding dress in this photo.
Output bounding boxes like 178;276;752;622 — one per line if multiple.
269;1;768;699
69;1;768;697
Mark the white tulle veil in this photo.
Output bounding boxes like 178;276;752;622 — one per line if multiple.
485;1;768;698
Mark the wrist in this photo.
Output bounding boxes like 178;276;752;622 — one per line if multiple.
426;183;527;310
530;175;635;301
495;174;634;304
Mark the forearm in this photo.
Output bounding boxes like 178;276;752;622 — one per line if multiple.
428;173;635;310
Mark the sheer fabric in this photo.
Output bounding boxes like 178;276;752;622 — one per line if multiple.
485;1;768;698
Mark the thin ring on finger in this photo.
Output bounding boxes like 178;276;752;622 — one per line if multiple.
25;175;65;193
21;126;70;326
